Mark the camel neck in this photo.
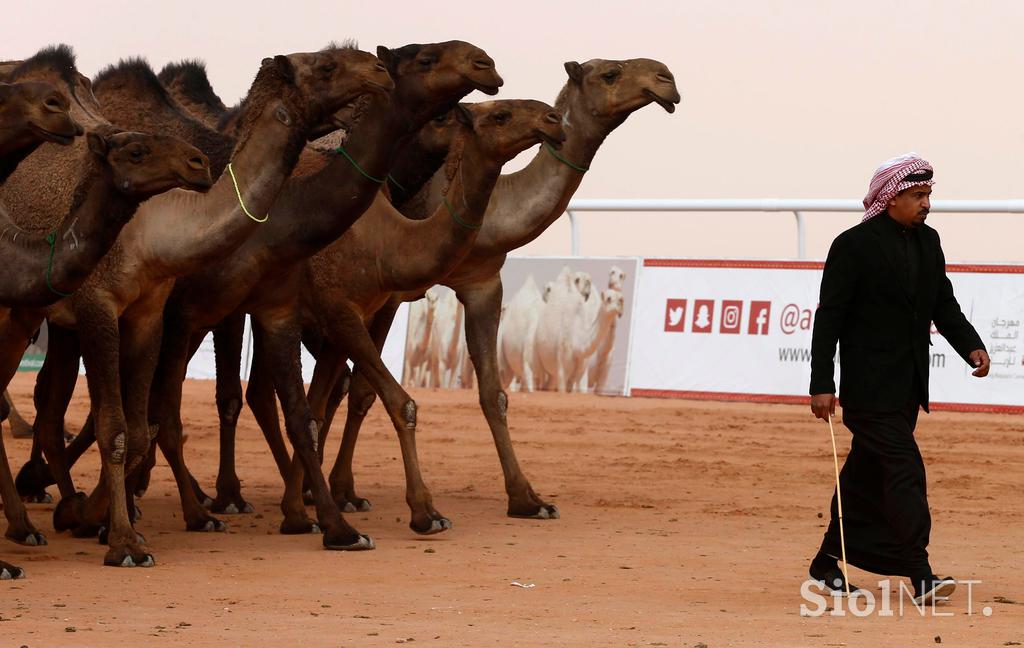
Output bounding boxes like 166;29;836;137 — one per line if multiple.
0;144;42;185
0;163;136;307
376;134;501;291
141;97;306;279
467;90;618;257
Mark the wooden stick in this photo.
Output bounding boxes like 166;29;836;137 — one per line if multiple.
827;413;852;597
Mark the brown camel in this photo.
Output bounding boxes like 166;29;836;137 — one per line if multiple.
239;99;564;534
157;60;228;129
313;59;680;519
1;44;391;567
140;41;502;549
0;126;214;580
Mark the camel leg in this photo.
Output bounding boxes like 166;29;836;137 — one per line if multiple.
207;313;254;514
316;299;448;535
457;277;558;519
3;391;33;439
244;334;293;482
15;323;80;503
253;310;371;550
0;309;48;547
147;322;227;534
65;308;151;567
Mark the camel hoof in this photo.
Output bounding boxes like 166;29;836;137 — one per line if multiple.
508;503;560;520
1;566;26;580
411;517;452;536
23;491;53;504
279;518;320;535
106;553;155;568
10;531;47;547
341;498;372;513
15;458;55;498
211;499;253;515
203;519;227;533
201;496;214;508
53;492;87;532
324;533;375;551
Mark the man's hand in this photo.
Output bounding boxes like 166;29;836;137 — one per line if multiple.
811;393;836;420
969;349;990;377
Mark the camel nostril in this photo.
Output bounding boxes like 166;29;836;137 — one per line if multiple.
44;97;63;112
188;156;207;169
375;63;387;73
657;73;674;84
545;112;561;124
472;58;494;70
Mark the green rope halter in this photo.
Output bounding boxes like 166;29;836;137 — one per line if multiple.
386;174;406;193
45;231;72;298
444;196;480;231
544;142;589;173
334;146;385;184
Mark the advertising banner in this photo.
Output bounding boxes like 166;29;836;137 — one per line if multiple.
629;259;1024;413
402;257;641;395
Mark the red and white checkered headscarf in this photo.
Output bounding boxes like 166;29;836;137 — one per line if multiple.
862;153;934;222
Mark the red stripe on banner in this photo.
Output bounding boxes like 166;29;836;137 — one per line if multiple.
630;388;1024;415
642;259;1024;274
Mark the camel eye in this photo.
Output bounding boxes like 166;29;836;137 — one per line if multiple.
492;111;510;124
318;62;337;75
417;57;433;67
128;147;146;162
601;70;619;84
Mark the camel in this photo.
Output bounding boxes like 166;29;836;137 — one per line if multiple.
323;58;678;519
403;288;438;387
157;60;228;129
425;287;464;388
587;266;626;393
137;41;502;547
234;99;565;535
532;268;592;391
2;44;390;567
0;125;214;580
497;275;543;391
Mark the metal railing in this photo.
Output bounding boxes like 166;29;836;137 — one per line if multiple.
564;199;1024;259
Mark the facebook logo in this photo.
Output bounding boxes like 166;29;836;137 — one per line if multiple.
748;301;771;335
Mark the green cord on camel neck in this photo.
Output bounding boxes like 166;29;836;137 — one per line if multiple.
544;142;589;173
45;231;72;298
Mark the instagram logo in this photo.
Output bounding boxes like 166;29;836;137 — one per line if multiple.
664;299;687;332
748;301;771;335
720;300;743;334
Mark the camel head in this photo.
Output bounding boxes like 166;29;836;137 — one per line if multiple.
601;288;625;318
0;80;83;154
561;58;680;122
259;44;394;140
86;127;213;198
572;271;593;301
608;265;625;290
457;99;566;163
377;41;502;111
6;45;106;124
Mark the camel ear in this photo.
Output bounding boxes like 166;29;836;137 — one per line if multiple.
564;61;584;84
270;55;296;83
86;131;108;157
376;46;398;73
453;103;474;130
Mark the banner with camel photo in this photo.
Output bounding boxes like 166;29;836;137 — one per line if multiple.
402;257;641;396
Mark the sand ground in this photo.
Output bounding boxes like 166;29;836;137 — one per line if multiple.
1;373;1022;647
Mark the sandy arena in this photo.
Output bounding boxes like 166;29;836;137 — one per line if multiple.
1;372;1022;647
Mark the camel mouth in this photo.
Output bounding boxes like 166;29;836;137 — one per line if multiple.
29;122;77;146
644;89;679;114
463;74;503;96
175;172;214;193
535;129;564;151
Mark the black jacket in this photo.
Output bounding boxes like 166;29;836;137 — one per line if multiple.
810;214;984;412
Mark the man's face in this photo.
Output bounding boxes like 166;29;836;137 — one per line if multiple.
888;184;932;228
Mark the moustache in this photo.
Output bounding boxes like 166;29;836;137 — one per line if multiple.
918;209;930;216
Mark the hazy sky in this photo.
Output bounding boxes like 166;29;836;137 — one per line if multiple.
5;0;1023;262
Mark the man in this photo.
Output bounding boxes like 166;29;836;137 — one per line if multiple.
808;153;990;604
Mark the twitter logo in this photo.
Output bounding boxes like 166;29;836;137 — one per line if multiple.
665;299;687;332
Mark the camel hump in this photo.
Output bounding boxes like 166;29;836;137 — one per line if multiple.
93;58;173;105
157;59;225;108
